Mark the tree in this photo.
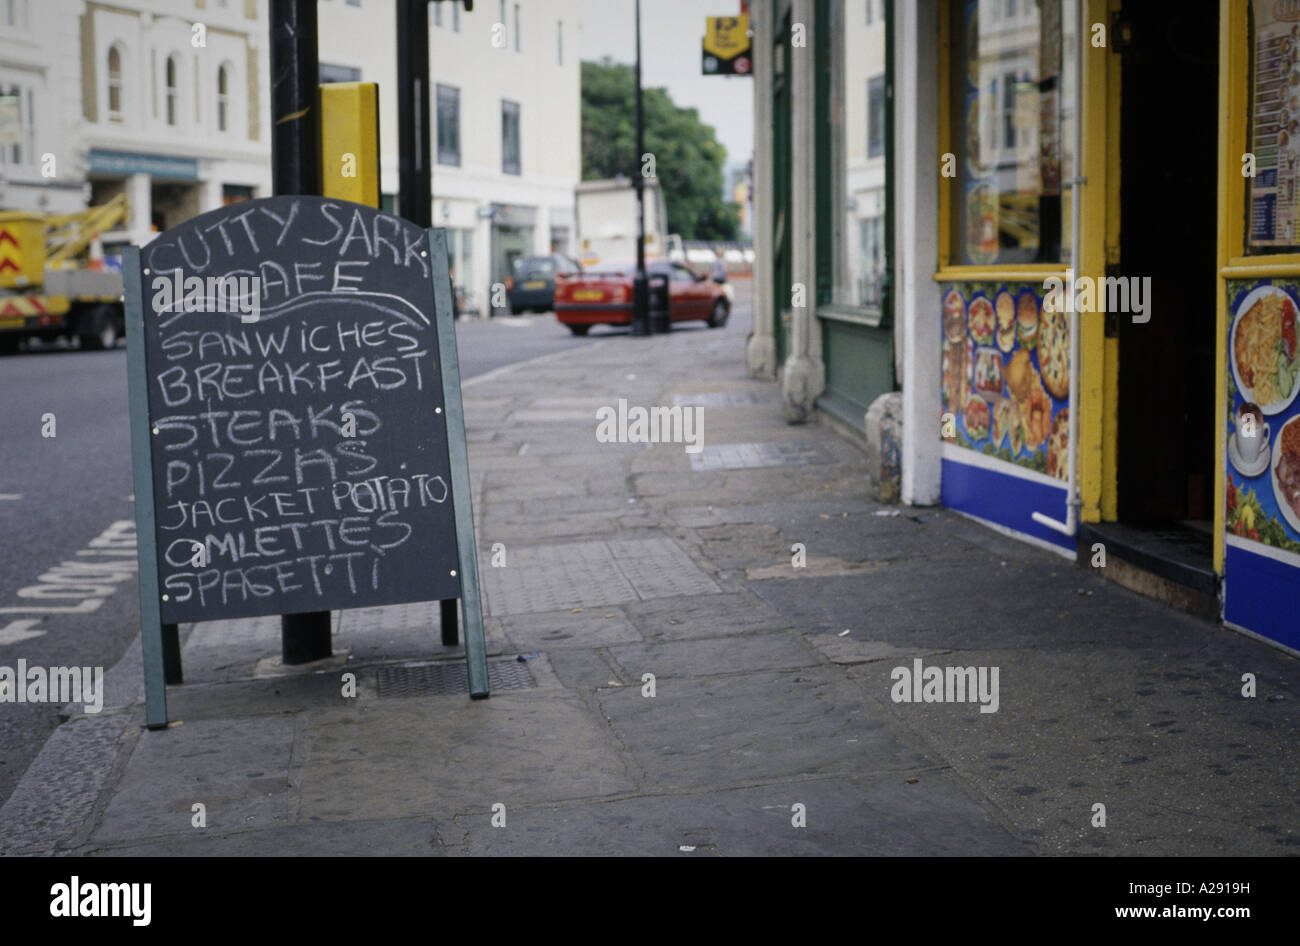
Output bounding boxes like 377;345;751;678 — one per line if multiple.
581;58;739;242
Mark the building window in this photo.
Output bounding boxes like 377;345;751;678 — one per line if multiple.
0;84;30;166
433;2;441;27
165;55;178;126
949;0;1074;265
514;4;520;51
866;0;872;25
867;75;885;158
557;19;563;66
825;1;890;311
1001;70;1020;151
437;84;460;166
107;45;124;122
217;63;229;131
501;99;520;175
453;1;459;31
319;62;361;83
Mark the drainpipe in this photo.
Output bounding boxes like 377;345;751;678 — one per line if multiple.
1032;0;1082;539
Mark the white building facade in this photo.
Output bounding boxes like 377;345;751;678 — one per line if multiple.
318;0;582;314
1;0;580;306
0;0;273;242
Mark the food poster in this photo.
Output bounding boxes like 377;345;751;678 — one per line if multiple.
1225;280;1300;555
1247;0;1300;249
940;282;1072;480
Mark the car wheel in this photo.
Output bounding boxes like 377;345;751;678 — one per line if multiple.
567;324;591;336
707;299;730;328
79;306;119;350
0;335;20;356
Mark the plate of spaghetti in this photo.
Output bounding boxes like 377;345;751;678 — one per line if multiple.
1231;285;1300;415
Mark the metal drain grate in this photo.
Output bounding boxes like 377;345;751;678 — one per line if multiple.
375;659;537;698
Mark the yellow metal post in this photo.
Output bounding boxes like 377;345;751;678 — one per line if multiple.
1078;0;1111;524
319;82;381;208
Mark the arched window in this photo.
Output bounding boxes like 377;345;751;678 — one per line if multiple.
217;64;229;131
107;45;123;122
165;55;178;126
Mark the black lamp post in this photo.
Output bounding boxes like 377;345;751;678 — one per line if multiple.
631;0;650;336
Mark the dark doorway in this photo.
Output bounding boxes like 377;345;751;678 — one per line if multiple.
1116;0;1218;527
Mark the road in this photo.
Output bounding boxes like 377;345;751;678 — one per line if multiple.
0;308;615;805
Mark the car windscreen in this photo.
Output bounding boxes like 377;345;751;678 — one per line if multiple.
512;257;556;277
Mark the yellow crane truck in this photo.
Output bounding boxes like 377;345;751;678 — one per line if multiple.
0;195;128;354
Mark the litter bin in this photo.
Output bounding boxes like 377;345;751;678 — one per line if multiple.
649;272;670;334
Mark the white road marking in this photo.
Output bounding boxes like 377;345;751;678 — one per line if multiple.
0;520;135;619
0;619;45;645
0;494;22;501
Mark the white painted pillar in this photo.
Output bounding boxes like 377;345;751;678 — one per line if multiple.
898;0;943;506
534;203;550;255
474;214;493;318
781;0;825;422
125;172;153;246
201;174;223;214
746;0;776;380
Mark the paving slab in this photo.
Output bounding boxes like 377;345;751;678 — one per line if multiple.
597;667;935;792
448;773;1027;856
294;690;637;822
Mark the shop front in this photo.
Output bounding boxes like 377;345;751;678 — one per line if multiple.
899;0;1299;653
1218;0;1300;650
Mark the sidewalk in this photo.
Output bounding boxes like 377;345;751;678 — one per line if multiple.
2;300;1297;856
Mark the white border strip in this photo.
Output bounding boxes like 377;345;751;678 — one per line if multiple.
941;441;1068;490
947;507;1078;561
1222;617;1300;659
1225;533;1300;569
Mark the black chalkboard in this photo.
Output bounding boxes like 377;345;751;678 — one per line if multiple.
135;196;461;623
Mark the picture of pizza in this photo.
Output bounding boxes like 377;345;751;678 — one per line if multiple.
1046;408;1070;480
995;291;1016;352
993;397;1020;451
1005;348;1033;402
964;394;990;442
1016;292;1039;350
968;296;996;346
973;346;1002;399
1020;369;1053;450
1038;304;1070;400
944;288;967;343
942;337;970;413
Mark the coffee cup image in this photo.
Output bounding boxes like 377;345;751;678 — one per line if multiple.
1236;402;1270;463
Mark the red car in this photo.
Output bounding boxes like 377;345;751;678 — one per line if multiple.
554;259;730;336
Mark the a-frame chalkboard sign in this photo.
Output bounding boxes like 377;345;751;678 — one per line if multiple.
124;196;488;728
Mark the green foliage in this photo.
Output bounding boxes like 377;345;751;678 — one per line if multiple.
581;58;739;241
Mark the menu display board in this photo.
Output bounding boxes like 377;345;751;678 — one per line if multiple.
1248;0;1300;249
134;196;463;623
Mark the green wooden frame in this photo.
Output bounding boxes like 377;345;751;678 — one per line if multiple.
427;227;489;699
123;246;169;729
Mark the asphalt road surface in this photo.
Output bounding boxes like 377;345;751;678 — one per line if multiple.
0;308;616;805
